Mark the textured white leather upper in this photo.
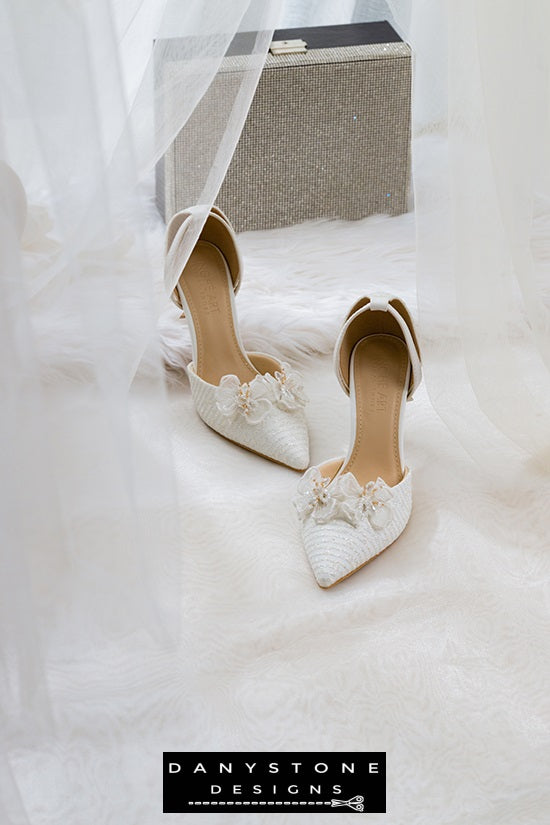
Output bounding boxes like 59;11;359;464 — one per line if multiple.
187;362;309;470
297;466;413;588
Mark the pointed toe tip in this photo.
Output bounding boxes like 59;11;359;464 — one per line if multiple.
276;430;309;471
307;552;342;589
285;448;310;472
311;558;355;589
303;525;363;589
314;570;339;589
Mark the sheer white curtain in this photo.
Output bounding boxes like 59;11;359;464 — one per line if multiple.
403;0;550;478
287;0;550;477
279;0;399;28
0;1;278;822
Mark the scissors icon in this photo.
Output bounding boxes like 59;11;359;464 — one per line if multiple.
330;795;364;812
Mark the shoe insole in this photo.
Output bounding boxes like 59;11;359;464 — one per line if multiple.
179;241;257;385
340;335;409;487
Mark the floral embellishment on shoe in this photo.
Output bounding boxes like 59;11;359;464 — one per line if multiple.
265;362;308;411
215;374;272;424
294;467;340;523
335;474;393;530
295;468;394;529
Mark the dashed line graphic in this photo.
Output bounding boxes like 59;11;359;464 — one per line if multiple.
188;800;333;806
187;795;364;811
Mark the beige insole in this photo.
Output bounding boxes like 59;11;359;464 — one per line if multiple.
340;335;409;487
179;241;256;385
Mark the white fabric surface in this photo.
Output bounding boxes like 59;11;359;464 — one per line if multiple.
11;212;550;824
171;357;550;825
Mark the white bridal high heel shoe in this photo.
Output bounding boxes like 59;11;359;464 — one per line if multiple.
294;295;422;588
165;206;310;470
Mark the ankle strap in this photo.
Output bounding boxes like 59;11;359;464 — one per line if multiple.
164;205;242;313
334;294;422;399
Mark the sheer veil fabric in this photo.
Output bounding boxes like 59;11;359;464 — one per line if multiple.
1;0;550;821
0;1;278;822
284;0;550;475
398;0;550;478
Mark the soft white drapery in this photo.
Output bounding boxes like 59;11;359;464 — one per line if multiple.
288;0;550;476
1;0;549;822
401;0;550;478
0;1;278;822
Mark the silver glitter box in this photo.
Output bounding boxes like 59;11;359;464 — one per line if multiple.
157;23;411;232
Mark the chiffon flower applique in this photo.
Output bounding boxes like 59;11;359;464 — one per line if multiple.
294;467;339;524
336;474;394;530
264;362;308;411
215;374;272;424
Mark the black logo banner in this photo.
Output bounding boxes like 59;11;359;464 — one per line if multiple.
163;752;386;814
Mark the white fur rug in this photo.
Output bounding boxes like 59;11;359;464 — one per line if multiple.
13;210;550;825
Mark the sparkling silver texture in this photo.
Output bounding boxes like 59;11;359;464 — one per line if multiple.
158;42;411;231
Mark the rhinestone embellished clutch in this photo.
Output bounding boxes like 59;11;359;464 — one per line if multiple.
156;21;411;232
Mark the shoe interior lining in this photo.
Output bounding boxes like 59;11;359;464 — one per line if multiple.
340;334;409;487
180;241;257;385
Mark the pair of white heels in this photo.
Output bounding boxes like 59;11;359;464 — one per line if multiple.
166;206;422;588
